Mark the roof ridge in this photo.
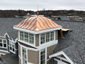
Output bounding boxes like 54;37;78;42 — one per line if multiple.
34;16;40;31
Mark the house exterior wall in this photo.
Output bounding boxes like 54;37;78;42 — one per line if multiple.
18;44;21;64
35;30;58;47
18;31;20;40
55;30;58;40
35;34;39;46
47;44;56;64
18;44;21;57
28;50;39;64
19;58;21;64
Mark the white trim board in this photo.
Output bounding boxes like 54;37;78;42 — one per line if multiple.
37;40;58;50
18;40;36;48
49;51;74;64
18;40;58;51
13;27;62;34
0;50;9;53
4;33;10;38
39;48;47;64
18;43;38;51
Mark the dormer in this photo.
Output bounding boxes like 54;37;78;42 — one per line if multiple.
13;15;62;48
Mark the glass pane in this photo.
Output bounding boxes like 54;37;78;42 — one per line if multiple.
41;34;45;44
3;40;6;43
41;49;45;64
51;32;54;40
46;33;49;42
20;31;24;40
22;47;27;64
24;32;28;42
0;43;2;46
41;60;45;64
0;39;2;42
4;44;6;47
12;45;15;48
29;33;34;44
10;47;12;50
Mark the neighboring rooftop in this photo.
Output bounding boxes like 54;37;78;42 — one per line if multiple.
0;17;85;64
53;20;85;64
0;53;18;64
14;15;61;31
0;18;23;39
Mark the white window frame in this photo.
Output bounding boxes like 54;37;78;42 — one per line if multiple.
21;46;28;64
19;31;36;47
9;40;16;54
0;39;7;48
39;48;47;64
22;47;27;64
39;31;55;45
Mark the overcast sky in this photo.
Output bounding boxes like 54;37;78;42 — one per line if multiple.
0;0;85;11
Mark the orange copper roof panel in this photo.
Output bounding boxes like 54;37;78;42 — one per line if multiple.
14;15;61;31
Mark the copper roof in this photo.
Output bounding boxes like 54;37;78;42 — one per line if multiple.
14;15;61;31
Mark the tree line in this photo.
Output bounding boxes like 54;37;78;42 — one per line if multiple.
0;10;85;17
0;10;34;18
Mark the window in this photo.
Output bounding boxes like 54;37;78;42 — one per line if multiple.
20;31;24;40
20;31;34;44
12;45;15;52
3;40;7;47
22;47;27;64
0;39;7;48
41;34;45;44
50;32;54;41
0;39;2;47
10;43;15;52
24;32;28;42
53;59;58;64
40;49;46;64
46;33;50;42
40;31;54;44
29;34;34;44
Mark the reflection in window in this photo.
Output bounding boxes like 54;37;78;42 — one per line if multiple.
10;43;15;52
20;31;24;40
20;31;34;44
40;31;54;44
22;47;27;64
41;49;45;64
3;40;7;47
0;39;7;48
0;39;2;47
41;34;45;44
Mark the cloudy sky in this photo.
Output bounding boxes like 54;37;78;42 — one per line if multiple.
0;0;85;11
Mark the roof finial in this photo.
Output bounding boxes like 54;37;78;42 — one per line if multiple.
37;5;39;16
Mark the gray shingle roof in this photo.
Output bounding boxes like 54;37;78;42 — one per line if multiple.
54;20;85;64
0;53;18;64
0;18;85;64
0;18;23;39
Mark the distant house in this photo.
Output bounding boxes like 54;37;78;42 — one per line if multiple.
68;16;83;21
0;18;22;56
51;16;83;21
51;16;70;21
